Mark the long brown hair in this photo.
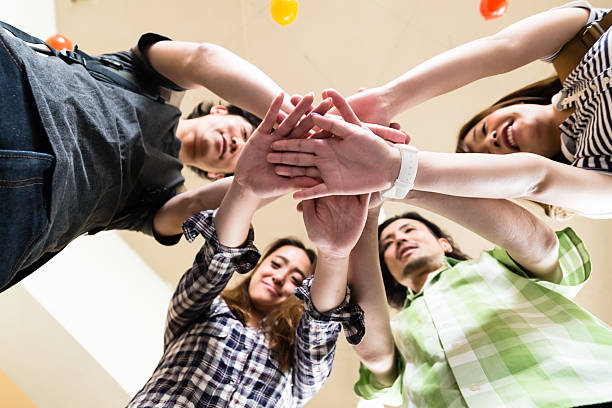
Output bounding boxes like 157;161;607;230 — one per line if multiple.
221;238;316;372
456;76;574;220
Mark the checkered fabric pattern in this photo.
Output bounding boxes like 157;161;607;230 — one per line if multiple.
127;210;361;407
355;228;612;408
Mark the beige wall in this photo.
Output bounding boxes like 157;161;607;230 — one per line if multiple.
22;0;611;406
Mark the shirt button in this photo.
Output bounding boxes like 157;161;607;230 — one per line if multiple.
562;98;569;104
469;384;480;391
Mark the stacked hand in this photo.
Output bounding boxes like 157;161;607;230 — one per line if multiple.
266;89;407;200
301;194;370;258
233;93;322;198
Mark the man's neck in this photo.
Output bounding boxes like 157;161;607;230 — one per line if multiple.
405;263;445;293
175;119;194;165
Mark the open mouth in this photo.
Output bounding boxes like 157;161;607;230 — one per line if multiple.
501;122;519;150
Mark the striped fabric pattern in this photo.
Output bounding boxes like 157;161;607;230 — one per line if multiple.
355;228;612;408
127;210;352;408
556;5;612;173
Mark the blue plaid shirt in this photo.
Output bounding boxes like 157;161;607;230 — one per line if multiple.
127;210;364;408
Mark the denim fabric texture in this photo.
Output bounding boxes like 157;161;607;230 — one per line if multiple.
0;33;54;292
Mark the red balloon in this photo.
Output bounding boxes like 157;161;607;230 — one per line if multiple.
479;0;508;20
46;33;73;51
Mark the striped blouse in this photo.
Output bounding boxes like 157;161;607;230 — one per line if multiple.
547;3;612;174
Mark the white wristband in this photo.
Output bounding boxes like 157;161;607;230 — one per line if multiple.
382;144;419;200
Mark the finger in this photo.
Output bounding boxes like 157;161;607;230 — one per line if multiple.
390;122;400;130
274;165;321;178
310;113;364;139
290;94;302;107
276;93;315;137
267;151;317;166
260;93;285;134
296;201;303;213
324;89;361;126
291;176;320;189
270;138;319;153
310;129;332;139
365;123;408;143
293;184;331;200
275;111;287;125
287;114;316;140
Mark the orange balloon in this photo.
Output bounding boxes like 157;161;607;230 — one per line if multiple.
270;0;298;27
479;0;508;20
46;33;74;51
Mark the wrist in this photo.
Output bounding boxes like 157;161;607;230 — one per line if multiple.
227;179;260;207
383;144;419;200
385;145;402;188
317;249;351;264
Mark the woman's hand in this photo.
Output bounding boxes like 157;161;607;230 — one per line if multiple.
303;193;370;313
301;194;370;258
233;93;318;198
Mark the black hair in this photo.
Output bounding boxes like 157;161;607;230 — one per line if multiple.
186;102;262;181
377;212;469;308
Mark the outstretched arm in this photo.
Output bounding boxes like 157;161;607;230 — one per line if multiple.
153;177;233;237
145;40;294;119
269;90;612;217
215;93;317;246
290;193;370;405
404;190;560;282
349;207;397;387
344;6;590;124
302;193;370;312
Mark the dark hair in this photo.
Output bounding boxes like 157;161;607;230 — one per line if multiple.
186;102;262;181
377;212;469;309
456;76;575;220
221;237;316;372
456;76;566;161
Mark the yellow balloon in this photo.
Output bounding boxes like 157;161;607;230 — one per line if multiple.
270;0;298;26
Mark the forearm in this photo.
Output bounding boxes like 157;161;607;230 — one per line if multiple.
404;190;560;281
214;180;262;248
310;252;350;313
349;212;397;386
410;151;612;216
153;178;233;236
147;41;292;118
380;8;589;116
165;210;253;345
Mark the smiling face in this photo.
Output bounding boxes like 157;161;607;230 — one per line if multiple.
178;105;255;176
462;103;562;157
248;245;313;318
379;218;451;287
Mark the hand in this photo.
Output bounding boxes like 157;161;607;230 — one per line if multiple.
301;194;370;257
267;90;401;200
288;91;407;143
325;87;393;126
233;93;319;198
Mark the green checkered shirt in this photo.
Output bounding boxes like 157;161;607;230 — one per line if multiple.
355;228;612;407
